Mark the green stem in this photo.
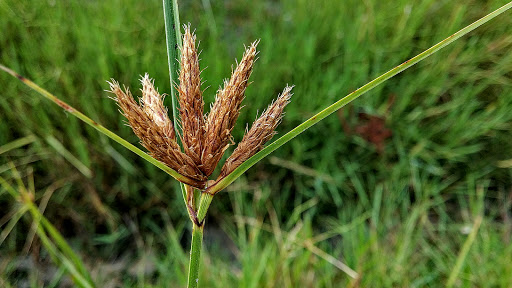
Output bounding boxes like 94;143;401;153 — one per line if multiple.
162;0;182;130
162;0;190;213
162;2;206;288
187;223;204;288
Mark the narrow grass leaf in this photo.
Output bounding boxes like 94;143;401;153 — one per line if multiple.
34;222;94;288
45;135;93;178
0;64;199;187
0;205;29;246
0;135;37;155
209;2;512;194
446;215;483;287
303;240;358;279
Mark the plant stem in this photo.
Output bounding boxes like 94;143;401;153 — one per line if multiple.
187;223;204;288
162;0;182;130
162;4;205;288
162;0;191;209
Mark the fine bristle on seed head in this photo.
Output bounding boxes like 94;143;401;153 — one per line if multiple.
217;85;293;181
201;41;259;176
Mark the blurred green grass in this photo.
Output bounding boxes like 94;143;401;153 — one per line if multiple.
1;0;512;287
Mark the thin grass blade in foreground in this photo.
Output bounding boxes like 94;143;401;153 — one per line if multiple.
0;64;204;188
204;1;512;196
194;1;512;224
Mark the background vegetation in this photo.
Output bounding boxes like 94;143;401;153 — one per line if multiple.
1;0;511;287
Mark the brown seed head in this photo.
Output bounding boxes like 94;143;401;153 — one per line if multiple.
201;41;259;176
218;85;293;180
107;28;293;193
108;79;206;185
178;25;205;167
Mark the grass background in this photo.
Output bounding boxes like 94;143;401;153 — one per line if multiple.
1;0;512;287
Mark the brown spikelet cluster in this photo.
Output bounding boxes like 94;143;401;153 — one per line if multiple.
201;40;259;176
109;25;292;192
219;86;293;178
108;79;205;185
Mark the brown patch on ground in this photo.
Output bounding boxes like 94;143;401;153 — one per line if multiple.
338;95;394;154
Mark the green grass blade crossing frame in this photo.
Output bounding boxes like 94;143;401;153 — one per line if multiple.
0;64;204;188
205;1;512;195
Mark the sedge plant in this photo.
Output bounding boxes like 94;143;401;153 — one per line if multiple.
1;1;511;287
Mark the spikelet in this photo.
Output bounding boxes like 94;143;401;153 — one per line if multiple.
178;25;204;168
201;41;259;176
218;86;293;181
140;74;175;139
108;79;206;184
